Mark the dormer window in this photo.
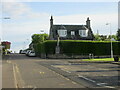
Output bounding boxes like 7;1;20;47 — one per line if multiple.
58;30;67;37
79;29;88;37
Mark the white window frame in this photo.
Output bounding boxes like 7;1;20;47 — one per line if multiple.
79;30;82;36
58;30;67;37
71;31;75;35
79;29;88;37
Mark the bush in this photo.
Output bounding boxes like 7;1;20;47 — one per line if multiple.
33;43;45;56
34;40;120;56
44;40;57;54
60;40;92;55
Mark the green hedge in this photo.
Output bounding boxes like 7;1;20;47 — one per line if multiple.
117;42;120;55
60;40;92;55
34;40;120;56
33;43;45;56
44;40;56;54
92;41;119;56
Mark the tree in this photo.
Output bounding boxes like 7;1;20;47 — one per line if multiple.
107;35;117;41
32;34;49;44
94;34;117;41
94;34;107;41
117;28;120;41
94;34;101;41
99;35;107;41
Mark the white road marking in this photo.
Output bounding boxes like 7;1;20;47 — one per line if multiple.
78;75;96;83
60;68;71;73
104;86;115;88
78;75;115;88
97;83;107;86
97;83;115;88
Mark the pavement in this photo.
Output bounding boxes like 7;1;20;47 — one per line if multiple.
68;59;120;65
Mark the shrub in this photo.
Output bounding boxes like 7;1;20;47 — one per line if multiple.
34;40;120;56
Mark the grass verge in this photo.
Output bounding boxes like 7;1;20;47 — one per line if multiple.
82;58;120;61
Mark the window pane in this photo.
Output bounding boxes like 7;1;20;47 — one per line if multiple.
79;30;82;35
83;31;86;35
58;30;67;37
79;30;87;37
71;31;75;35
65;31;67;35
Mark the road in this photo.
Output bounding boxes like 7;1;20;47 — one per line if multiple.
2;54;120;89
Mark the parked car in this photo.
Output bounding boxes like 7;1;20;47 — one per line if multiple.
28;51;36;57
26;50;31;56
19;50;27;54
26;50;36;57
19;50;22;54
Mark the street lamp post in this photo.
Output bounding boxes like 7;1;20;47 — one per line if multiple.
26;39;29;49
106;23;113;58
23;42;26;50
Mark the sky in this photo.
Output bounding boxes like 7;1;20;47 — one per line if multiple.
1;0;119;53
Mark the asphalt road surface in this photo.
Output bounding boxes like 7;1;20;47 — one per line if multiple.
2;54;120;89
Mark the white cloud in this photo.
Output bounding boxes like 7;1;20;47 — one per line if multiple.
2;1;50;20
2;2;31;19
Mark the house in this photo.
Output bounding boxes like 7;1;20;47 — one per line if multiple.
49;16;94;40
1;41;11;49
1;41;11;54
